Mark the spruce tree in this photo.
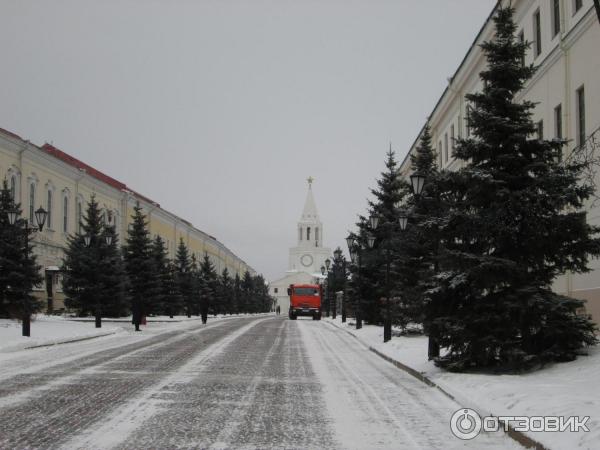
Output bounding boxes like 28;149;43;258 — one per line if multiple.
63;196;129;328
199;254;218;321
150;235;174;316
123;203;155;331
407;124;447;355
0;181;43;335
436;6;599;371
359;149;407;328
190;254;201;316
174;238;193;318
241;270;253;314
219;268;233;315
233;273;242;314
165;260;183;318
97;219;129;318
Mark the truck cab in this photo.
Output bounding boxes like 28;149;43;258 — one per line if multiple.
288;284;322;320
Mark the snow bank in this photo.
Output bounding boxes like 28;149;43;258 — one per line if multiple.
325;317;600;450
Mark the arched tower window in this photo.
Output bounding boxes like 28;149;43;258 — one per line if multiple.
29;183;35;224
307;227;311;241
315;227;319;245
299;227;302;241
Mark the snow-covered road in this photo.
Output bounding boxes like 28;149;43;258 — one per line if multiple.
0;316;522;449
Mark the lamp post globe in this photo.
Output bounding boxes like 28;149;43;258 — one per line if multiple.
7;208;19;226
369;215;380;230
83;235;92;247
34;206;48;231
367;234;376;249
398;210;409;231
105;234;113;246
321;265;326;276
346;235;356;252
410;172;426;196
325;258;331;271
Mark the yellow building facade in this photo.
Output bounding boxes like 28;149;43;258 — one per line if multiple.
0;127;256;312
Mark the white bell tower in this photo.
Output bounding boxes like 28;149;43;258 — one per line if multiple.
288;177;331;275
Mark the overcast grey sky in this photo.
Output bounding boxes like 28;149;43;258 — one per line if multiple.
0;0;495;281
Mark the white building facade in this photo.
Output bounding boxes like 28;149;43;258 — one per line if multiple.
270;179;331;312
398;0;600;322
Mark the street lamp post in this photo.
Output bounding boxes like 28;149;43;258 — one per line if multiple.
325;258;331;317
6;205;48;337
407;171;440;359
369;215;394;343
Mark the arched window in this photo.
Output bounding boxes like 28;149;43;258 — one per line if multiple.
76;199;83;233
10;175;16;201
47;190;53;229
307;227;311;241
299;227;302;241
29;183;35;224
315;227;319;243
63;196;69;233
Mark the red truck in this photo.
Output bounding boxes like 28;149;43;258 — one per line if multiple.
287;284;322;320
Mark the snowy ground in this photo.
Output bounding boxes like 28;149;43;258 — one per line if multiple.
0;315;519;449
0;313;263;353
0;315;121;353
325;317;599;450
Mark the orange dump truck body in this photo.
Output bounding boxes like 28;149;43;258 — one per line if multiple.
288;284;322;320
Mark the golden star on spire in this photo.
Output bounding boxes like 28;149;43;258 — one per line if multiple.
307;176;314;187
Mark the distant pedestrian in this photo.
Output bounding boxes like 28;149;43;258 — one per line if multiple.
276;305;281;315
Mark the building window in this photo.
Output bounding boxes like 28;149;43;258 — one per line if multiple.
77;200;83;233
537;120;544;139
465;104;472;137
554;104;563;140
307;227;311;241
274;287;278;294
29;183;35;224
574;0;583;14
444;133;448;163
552;0;561;38
518;30;525;66
533;9;542;57
555;104;563;161
63;196;69;233
315;227;319;244
299;228;302;241
47;190;53;229
10;175;16;201
450;124;455;153
576;85;586;147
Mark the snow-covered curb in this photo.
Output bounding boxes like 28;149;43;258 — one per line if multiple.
325;318;553;450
